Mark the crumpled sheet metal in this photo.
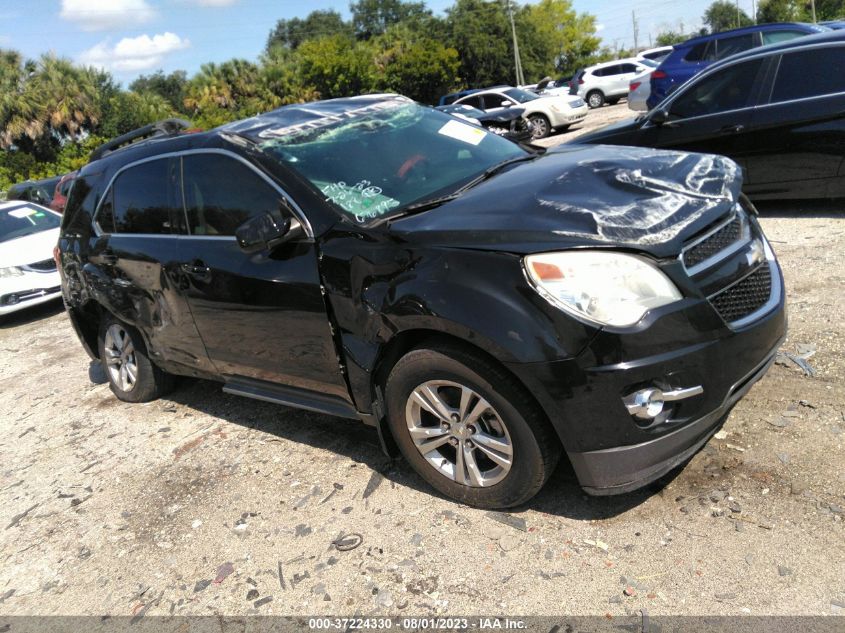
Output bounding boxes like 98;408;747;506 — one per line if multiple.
538;146;742;246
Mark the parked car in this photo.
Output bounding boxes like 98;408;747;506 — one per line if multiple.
627;60;660;111
438;89;481;107
572;30;845;201
58;96;785;508
820;20;845;29
0;201;62;316
569;58;655;108
530;76;574;97
436;104;533;143
637;46;674;63
453;86;587;139
647;22;828;109
49;171;77;214
6;176;61;207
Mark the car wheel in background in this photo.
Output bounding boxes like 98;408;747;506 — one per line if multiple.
528;114;551;139
587;90;605;109
98;316;174;402
385;344;560;508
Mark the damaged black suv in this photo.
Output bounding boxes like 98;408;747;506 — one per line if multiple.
58;96;786;508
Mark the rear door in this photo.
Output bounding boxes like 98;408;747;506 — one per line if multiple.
745;45;845;197
90;157;212;374
175;151;353;406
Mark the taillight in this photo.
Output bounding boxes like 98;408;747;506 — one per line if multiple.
630;82;641;91
579;78;585;84
651;70;667;80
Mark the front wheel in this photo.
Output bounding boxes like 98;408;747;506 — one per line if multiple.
385;345;560;508
98;316;173;402
528;114;551;139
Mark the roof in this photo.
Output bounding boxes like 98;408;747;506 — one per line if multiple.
679;21;827;47
585;57;644;70
716;27;845;63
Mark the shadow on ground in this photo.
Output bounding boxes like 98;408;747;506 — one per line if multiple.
0;299;63;329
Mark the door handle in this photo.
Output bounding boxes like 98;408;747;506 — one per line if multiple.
180;262;210;276
718;124;745;135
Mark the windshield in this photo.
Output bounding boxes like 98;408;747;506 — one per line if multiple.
258;100;526;223
0;204;60;243
503;88;539;103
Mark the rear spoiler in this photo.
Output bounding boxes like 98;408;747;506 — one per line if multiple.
90;118;192;162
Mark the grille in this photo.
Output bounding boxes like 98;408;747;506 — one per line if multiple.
684;216;743;268
709;264;772;323
25;258;57;272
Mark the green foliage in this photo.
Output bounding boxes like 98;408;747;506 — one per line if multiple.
297;35;377;99
446;0;513;87
757;0;845;21
351;0;432;39
100;91;176;138
704;1;753;32
655;30;690;46
266;10;352;52
129;70;188;111
519;0;602;78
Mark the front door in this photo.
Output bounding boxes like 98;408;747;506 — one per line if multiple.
175;152;352;403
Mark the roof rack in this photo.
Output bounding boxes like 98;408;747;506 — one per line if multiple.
90;118;192;163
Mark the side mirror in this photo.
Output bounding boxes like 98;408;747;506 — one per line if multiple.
650;109;671;126
236;212;303;253
500;100;511;108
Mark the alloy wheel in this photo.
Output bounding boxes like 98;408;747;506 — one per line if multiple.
405;380;513;487
529;116;548;139
103;323;138;393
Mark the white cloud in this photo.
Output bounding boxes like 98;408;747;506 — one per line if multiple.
60;0;155;32
78;32;190;73
187;0;239;5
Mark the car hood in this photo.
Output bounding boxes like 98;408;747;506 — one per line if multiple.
476;108;525;124
389;145;741;259
0;228;59;268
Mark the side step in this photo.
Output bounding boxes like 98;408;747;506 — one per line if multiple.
223;377;360;420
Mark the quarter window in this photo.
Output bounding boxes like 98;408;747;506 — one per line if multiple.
771;47;845;102
714;33;756;60
110;158;179;234
669;59;762;119
182;154;283;236
763;30;807;45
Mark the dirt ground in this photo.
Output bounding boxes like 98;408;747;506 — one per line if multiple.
0;103;843;621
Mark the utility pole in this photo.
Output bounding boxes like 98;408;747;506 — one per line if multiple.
810;0;817;22
736;0;741;28
506;0;524;86
632;10;639;52
752;0;757;24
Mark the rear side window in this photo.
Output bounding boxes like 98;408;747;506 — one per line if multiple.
459;95;484;109
684;42;711;62
669;59;763;118
182;154;283;236
763;30;807;45
109;158;180;234
715;33;756;60
771;47;845;102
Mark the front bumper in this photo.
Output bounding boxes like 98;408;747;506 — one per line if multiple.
551;105;588;127
0;270;62;315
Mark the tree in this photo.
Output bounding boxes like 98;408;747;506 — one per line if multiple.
266;10;352;52
350;0;432;39
184;59;279;128
129;70;188;112
296;35;376;99
99;91;176;138
655;30;689;46
703;1;753;32
446;0;512;87
520;0;602;78
757;0;804;22
371;25;460;103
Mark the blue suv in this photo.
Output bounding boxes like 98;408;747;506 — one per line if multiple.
647;22;828;109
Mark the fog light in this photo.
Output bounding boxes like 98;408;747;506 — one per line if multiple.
623;385;704;421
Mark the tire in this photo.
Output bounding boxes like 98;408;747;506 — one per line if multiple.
98;315;173;403
528;114;551;139
586;90;605;109
385;344;560;508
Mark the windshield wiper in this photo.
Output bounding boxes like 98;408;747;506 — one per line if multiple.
455;154;538;194
372;193;461;227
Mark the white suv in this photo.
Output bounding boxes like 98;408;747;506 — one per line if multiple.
569;58;654;109
454;86;588;139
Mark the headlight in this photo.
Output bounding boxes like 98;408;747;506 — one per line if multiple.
524;251;682;327
0;267;24;278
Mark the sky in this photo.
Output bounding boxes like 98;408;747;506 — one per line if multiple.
0;0;762;83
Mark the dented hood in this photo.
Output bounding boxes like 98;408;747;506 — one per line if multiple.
390;144;742;258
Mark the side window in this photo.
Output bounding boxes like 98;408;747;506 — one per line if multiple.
483;95;509;109
763;30;806;46
772;48;845;102
110;158;179;234
460;95;484;109
602;66;621;76
182;154;283;237
684;42;708;62
714;33;756;60
669;59;763;119
621;64;639;74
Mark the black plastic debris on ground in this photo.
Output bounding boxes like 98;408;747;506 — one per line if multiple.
485;511;527;532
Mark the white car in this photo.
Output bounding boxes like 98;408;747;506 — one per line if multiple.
0;201;62;316
454;86;588;139
637;46;674;64
569;58;655;109
627;64;657;112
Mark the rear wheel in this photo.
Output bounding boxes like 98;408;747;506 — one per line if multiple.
385;345;560;508
98;316;173;402
587;90;605;109
528;114;551;139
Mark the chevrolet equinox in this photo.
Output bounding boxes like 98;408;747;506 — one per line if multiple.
57;96;787;508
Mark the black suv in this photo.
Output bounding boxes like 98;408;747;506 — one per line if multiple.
58;96;786;508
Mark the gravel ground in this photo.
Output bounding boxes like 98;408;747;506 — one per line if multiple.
0;103;843;620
